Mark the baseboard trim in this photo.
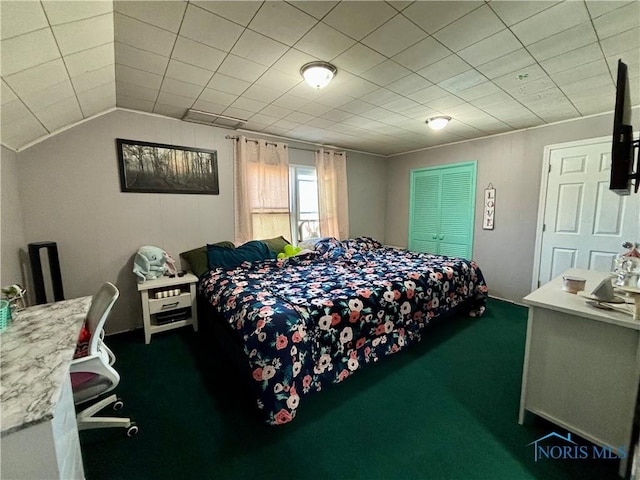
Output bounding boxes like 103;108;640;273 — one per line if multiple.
488;294;527;308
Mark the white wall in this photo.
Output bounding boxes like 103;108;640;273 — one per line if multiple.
1;146;26;289
385;108;640;303
10;109;386;333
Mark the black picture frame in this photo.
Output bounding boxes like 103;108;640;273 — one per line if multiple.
116;138;219;194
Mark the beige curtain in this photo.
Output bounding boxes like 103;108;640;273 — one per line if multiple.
234;135;290;245
315;148;349;240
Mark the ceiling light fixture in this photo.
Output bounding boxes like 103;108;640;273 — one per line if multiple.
426;116;451;131
300;61;337;89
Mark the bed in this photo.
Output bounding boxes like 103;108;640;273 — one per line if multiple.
197;237;488;425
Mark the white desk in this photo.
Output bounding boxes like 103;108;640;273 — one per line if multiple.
519;269;639;477
1;296;92;480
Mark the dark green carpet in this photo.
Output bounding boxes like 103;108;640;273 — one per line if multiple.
80;298;620;479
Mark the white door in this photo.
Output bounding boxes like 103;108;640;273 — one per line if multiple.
538;139;640;285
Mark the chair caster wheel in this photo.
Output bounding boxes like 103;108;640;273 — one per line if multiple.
126;423;139;437
113;399;124;411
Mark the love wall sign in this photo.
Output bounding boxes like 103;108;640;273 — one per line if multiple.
483;186;495;230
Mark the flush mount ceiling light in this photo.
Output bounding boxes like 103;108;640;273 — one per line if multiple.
426;116;452;131
300;61;337;89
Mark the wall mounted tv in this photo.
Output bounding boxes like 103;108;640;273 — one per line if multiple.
610;59;639;195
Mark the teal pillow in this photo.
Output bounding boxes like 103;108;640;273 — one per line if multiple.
180;241;235;277
207;240;275;270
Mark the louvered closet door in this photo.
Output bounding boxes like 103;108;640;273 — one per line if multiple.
408;170;441;253
408;162;477;260
439;164;476;259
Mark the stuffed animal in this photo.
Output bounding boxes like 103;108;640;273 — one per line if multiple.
277;244;303;260
133;246;177;283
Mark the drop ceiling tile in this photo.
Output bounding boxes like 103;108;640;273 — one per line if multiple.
272;94;311;110
434;5;504;52
181;4;244;52
116;64;162;90
248;112;279;126
53;14;113;56
476;49;536;79
404;1;483;34
560;73;614;96
249;2;317;45
198;88;238;107
22;79;75;111
601;27;640;57
116;81;160;102
154;91;193;108
113;0;186;33
322;1;396;40
456;81;502;102
382;96;423;113
302;102;333;116
607;47;640;79
241;84;283;104
1;1;48;40
260;104;294;119
539;43;603;75
361;15;427;57
338;77;379;98
35;96;83;131
72;65;115;94
585;0;634;19
392;37;450;72
42;0;112;24
207;73;251;95
338;99;375;115
504;75;556;98
172;36;226;72
217;54;269;83
417;55;471;83
361;88;402;105
287;1;339;20
438;70;486;93
66;43;115;79
270;118;301;130
166;59;213;87
489;1;559;27
77;82;116;116
1;97;31;125
361;60;412;86
1;80;18;105
114;13;176;57
510;2;590;46
457;29;521;67
529;22;599;62
230;96;267;114
255;69;301;93
427;92;466;110
2;113;48;146
493;64;548;91
115;42;168;75
295;23;355;60
332;43;385;76
192;1;262;26
407;85;448;104
231;30;289;68
550;59;609;88
154;103;187;118
315;91;353;108
4;59;68;98
386;73;433;95
306;116;335;128
1;28;60;76
190;99;229;114
286;110;315;123
271;48;319;77
593;2;640;40
469;91;514;108
161;77;203;99
116;93;155;112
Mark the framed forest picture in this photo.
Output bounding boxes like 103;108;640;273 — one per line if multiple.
116;139;219;194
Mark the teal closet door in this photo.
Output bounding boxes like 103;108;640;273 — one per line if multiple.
408;161;476;260
408;169;441;253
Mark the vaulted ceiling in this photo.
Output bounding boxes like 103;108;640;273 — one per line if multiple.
1;1;638;156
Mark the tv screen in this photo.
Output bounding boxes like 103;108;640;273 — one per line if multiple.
610;59;636;195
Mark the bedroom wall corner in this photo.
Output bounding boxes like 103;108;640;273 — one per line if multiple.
15;110;235;334
1;146;27;290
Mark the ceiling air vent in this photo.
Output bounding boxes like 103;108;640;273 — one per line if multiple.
182;109;246;129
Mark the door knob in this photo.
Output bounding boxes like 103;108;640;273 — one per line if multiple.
432;234;437;239
439;235;444;240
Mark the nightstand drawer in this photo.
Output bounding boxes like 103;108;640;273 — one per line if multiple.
148;293;191;314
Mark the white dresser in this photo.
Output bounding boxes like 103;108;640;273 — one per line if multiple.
519;269;639;477
1;296;92;479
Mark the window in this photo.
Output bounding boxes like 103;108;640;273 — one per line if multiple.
290;165;319;244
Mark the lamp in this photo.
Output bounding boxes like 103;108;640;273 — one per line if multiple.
426;116;451;131
300;61;337;89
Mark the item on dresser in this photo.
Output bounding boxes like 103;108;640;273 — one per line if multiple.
133;245;177;283
562;276;586;293
198;236;488;425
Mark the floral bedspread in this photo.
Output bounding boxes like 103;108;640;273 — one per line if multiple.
199;237;488;425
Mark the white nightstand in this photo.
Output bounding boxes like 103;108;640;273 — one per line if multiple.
137;273;199;344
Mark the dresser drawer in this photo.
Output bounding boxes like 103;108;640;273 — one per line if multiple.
148;293;191;315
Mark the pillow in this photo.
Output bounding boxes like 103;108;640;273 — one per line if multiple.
260;236;290;255
180;241;235;277
207;240;275;270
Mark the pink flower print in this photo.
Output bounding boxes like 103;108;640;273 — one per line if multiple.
275;335;288;350
252;367;263;381
349;310;360;323
393;290;401;300
292;331;303;343
274;409;293;425
356;288;372;299
374;324;386;335
356;337;366;349
302;375;312;388
331;313;342;326
323;299;334;307
338;369;350;381
256;319;266;330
